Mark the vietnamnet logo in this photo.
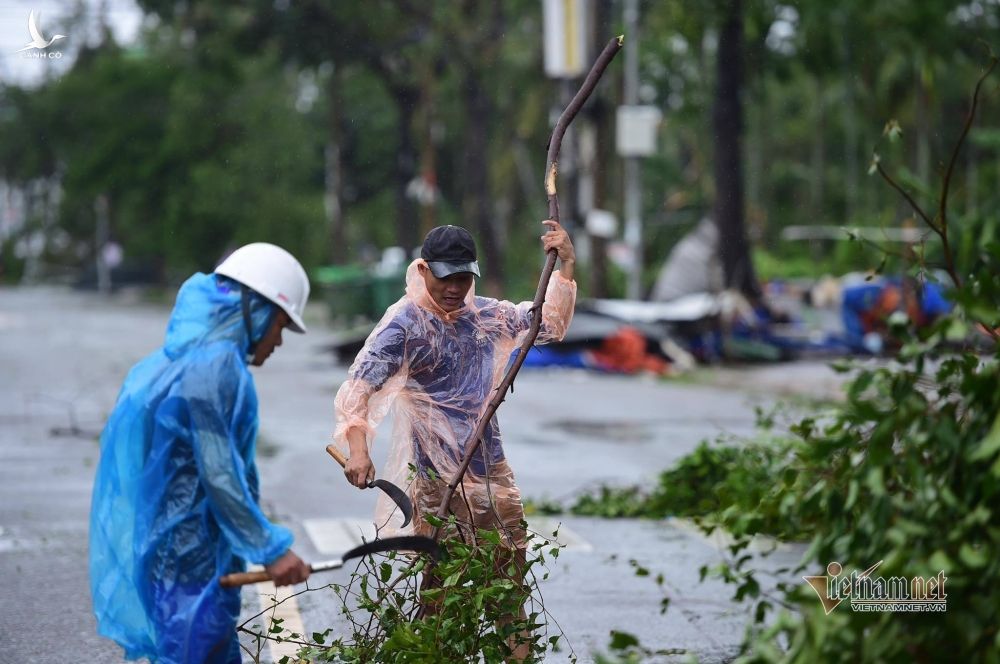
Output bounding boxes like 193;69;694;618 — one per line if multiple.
803;560;948;614
17;10;66;59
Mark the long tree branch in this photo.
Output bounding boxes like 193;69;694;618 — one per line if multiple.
875;55;999;343
877;56;998;292
431;36;624;534
936;55;998;290
874;163;937;233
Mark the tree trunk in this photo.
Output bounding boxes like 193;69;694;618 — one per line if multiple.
391;84;421;256
915;67;931;187
326;67;346;264
712;0;760;300
810;76;826;219
418;70;438;238
462;71;503;295
746;79;763;230
839;11;859;223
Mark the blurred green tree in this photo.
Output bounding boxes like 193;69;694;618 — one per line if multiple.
2;0;997;296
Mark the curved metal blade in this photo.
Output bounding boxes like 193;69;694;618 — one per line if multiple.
342;535;440;563
369;478;414;527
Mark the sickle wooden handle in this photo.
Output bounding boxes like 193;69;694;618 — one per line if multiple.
326;444;348;468
327;444;374;488
219;569;272;588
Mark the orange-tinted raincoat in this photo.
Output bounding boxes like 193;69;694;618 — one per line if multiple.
332;259;576;548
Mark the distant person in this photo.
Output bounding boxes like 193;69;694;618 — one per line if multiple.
89;243;312;663
331;222;577;659
841;276;950;353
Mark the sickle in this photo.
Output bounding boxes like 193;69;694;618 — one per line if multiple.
219;535;439;587
326;444;413;527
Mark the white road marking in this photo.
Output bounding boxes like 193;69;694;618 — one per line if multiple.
303;517;376;554
665;516;790;553
255;577;307;663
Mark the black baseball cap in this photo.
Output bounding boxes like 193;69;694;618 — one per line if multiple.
420;225;481;278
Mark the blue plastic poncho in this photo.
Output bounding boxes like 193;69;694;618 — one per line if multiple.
89;272;294;664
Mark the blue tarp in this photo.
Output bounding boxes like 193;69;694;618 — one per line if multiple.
841;279;951;352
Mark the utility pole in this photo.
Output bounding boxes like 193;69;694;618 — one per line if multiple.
560;78;577;237
543;0;590;237
622;0;641;300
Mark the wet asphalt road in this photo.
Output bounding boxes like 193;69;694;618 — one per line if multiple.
0;286;841;663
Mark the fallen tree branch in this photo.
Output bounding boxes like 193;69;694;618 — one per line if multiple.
432;35;624;534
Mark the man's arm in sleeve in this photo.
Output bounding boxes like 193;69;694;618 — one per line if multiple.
521;271;577;344
184;354;293;566
504;220;578;344
332;317;407;487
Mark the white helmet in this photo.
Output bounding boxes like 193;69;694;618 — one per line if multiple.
216;243;310;333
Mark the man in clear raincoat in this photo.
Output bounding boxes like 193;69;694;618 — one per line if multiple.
331;222;575;620
89;243;312;664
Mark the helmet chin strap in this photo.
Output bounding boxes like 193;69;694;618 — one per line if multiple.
241;285;260;358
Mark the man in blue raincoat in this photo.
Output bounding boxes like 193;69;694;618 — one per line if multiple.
89;243;312;664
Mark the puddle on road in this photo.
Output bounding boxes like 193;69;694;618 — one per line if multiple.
544;419;654;443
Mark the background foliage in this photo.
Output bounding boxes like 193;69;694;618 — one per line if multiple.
553;61;1000;662
2;1;998;297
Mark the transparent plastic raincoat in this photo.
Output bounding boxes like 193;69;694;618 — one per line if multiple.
333;259;576;548
89;272;293;664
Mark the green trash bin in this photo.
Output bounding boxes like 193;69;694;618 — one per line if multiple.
313;265;372;325
370;269;406;315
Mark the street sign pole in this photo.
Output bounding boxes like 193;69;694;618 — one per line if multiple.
623;0;641;300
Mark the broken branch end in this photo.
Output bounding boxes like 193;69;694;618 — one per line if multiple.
545;162;558;197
